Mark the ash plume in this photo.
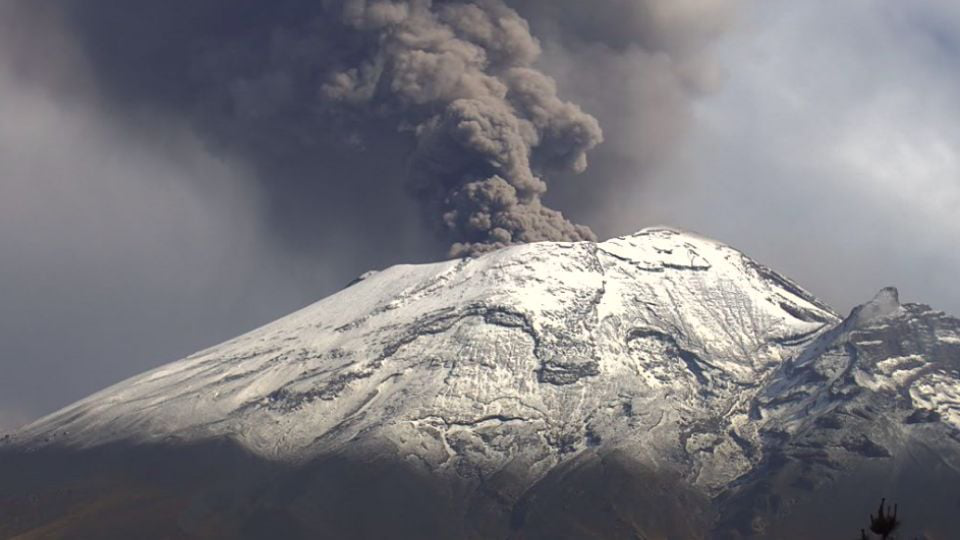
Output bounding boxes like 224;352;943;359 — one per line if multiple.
321;0;603;256
46;0;741;258
509;0;743;230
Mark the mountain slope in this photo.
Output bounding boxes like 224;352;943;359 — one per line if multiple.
2;227;958;539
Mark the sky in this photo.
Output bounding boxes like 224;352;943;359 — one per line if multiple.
1;0;958;432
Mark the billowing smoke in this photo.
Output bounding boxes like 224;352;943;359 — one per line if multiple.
37;0;750;262
48;0;603;257
508;0;743;232
46;0;745;258
320;0;603;255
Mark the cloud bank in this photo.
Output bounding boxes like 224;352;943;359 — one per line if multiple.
626;0;960;316
0;3;324;429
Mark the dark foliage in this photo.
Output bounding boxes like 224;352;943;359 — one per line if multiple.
859;498;903;540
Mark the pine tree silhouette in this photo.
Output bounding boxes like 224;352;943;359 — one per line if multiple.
870;498;900;539
858;498;902;540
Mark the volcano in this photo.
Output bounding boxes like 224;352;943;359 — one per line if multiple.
3;228;959;539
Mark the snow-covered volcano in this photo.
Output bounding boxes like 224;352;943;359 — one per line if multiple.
3;227;959;539
9;228;838;475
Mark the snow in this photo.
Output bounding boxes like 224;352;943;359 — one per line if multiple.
6;226;959;496
911;373;960;429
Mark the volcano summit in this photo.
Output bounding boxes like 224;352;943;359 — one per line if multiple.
3;228;959;539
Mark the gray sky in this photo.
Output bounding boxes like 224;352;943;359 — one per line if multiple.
618;0;960;318
1;0;958;432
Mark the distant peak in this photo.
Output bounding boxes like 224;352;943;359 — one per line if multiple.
853;287;901;327
873;286;900;304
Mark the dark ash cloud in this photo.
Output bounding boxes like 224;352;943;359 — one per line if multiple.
0;0;742;428
325;0;604;256
58;0;604;257
49;0;741;257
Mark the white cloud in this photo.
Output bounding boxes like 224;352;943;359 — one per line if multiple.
618;0;960;315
